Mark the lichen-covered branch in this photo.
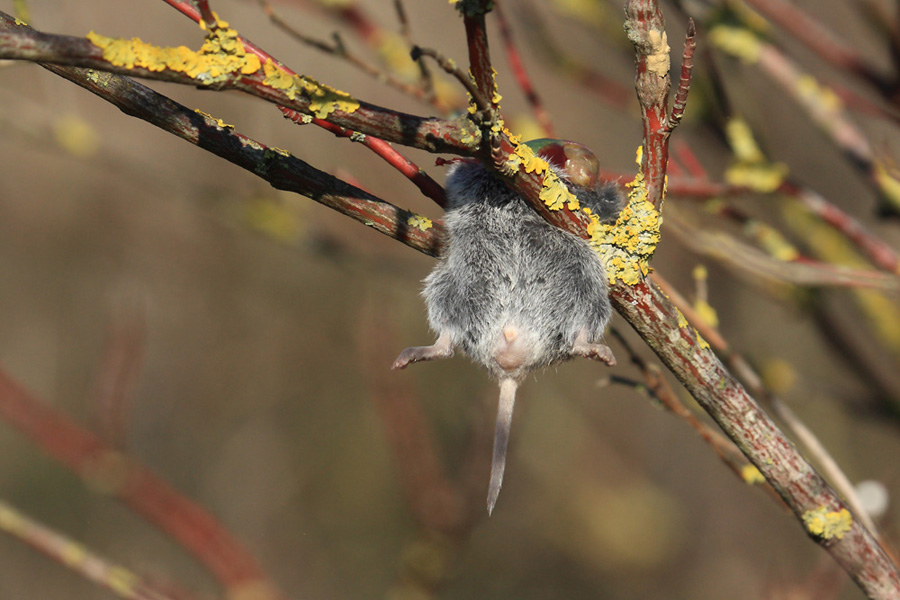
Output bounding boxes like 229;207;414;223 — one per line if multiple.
624;0;673;209
0;21;446;258
0;18;470;154
610;279;900;598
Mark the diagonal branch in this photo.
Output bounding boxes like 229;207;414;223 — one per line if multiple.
0;18;470;155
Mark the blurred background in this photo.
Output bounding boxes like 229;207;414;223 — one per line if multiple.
1;0;900;598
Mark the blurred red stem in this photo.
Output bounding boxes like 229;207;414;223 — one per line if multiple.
0;367;286;599
495;0;554;136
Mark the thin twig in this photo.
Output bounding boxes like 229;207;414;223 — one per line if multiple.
279;105;447;207
608;328;784;505
258;0;436;106
624;0;675;209
0;366;287;600
650;273;892;556
494;0;554;136
91;310;146;449
0;499;190;600
664;18;695;134
411;45;492;116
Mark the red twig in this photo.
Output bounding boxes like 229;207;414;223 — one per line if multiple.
461;2;498;113
159;0;448;201
0;367;286;600
624;0;674;209
664;19;696;134
279;106;447;208
92;311;146;449
495;0;555;136
195;0;216;29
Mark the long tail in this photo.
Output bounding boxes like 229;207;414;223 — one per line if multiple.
487;378;518;516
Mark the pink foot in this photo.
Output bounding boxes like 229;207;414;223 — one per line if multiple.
571;329;616;366
391;333;454;370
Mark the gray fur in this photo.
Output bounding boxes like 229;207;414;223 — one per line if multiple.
393;160;622;514
425;161;619;378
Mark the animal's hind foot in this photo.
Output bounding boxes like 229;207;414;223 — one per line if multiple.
391;332;454;370
571;329;616;366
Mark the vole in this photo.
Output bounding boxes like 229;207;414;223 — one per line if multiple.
392;140;624;515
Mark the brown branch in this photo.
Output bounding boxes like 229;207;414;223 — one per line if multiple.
0;20;471;155
460;0;498;112
608;327;784;506
279;105;448;208
610;278;900;599
0;26;446;257
411;45;491;114
624;0;674;209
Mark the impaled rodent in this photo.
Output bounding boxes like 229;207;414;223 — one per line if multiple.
393;142;624;515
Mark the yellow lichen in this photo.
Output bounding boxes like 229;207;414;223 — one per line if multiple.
725;162;788;193
540;169;581;211
261;59;360;119
696;332;710;350
795;75;843;119
589;147;661;285
741;464;765;485
803;506;852;540
724;117;788;193
374;31;420;81
194;109;233;130
107;567;139;597
86;18;261;85
744;220;800;261
646;30;670;76
407;215;433;231
874;160;900;216
709;25;762;64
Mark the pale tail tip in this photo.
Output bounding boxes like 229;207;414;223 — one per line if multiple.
486;480;501;516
